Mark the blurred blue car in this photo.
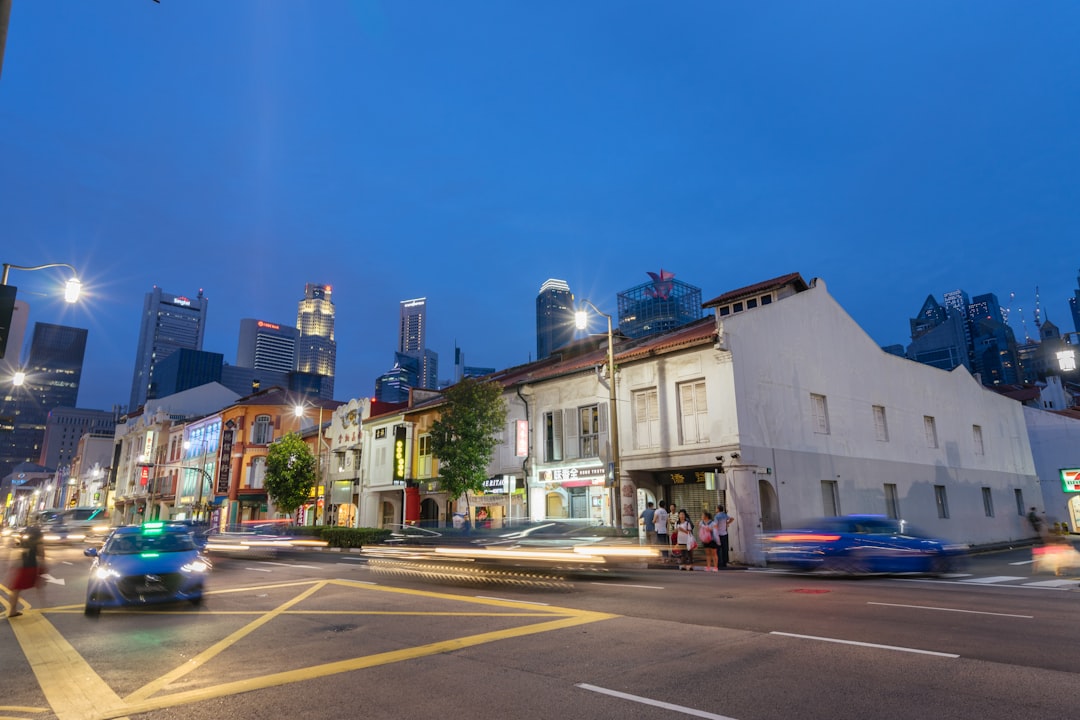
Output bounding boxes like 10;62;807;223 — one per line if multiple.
763;515;967;575
83;522;211;616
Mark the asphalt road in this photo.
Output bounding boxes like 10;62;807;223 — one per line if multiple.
1;542;1077;720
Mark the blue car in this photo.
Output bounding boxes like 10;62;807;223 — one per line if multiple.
83;522;211;616
763;515;967;575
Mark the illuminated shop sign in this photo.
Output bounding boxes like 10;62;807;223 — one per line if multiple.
257;320;281;330
392;426;407;482
173;296;192;307
540;465;605;484
1061;468;1080;493
515;420;528;457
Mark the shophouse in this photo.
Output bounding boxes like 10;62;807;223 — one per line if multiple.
1023;405;1080;532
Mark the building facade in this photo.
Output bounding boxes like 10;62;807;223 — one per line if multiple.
237;318;300;374
129;287;209;411
296;284;336;399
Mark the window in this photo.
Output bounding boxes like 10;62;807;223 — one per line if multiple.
678;381;709;444
544;410;563;462
247;456;266;489
747;298;758;309
335;452;347;472
934;485;950;518
982;487;994;517
1014;489;1024;516
252;414;273;445
972;425;984;456
733;301;744;312
884;483;900;519
633;388;660;449
821;480;840;516
579;404;601;458
873;405;889;442
811;394;830;435
417;434;432;477
924;416;938;448
760;295;772;305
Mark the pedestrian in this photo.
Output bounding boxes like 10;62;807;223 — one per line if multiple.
639;501;657;546
675;510;696;571
653;502;669;561
667;503;679;562
699;510;718;572
7;525;46;618
1027;507;1047;544
715;504;734;568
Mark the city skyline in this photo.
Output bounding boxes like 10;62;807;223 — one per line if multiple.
2;2;1078;411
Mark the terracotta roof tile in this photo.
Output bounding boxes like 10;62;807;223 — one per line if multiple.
702;272;808;308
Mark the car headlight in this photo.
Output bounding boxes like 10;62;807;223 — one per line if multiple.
94;567;121;580
181;559;210;573
92;525;111;534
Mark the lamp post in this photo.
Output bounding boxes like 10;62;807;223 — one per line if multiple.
1;262;82;359
294;403;327;525
1055;332;1080;373
574;299;624;529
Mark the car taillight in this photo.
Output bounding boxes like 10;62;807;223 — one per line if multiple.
770;534;841;543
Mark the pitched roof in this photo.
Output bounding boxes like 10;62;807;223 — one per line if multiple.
701;272;808;308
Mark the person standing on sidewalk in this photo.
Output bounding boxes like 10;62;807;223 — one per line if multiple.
639;501;657;546
675;510;695;571
653;502;669;561
715;504;734;568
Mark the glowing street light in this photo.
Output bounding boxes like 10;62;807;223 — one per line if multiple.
1;261;83;359
574;299;624;529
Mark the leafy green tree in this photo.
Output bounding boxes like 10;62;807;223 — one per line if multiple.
264;433;317;518
429;378;507;512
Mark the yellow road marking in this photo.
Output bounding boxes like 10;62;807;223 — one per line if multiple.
0;707;48;714
7;612;128;720
7;578;617;720
124;581;327;703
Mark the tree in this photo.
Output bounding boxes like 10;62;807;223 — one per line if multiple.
429;378;507;512
264;433;317;519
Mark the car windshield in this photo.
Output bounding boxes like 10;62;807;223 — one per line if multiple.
106;532;196;555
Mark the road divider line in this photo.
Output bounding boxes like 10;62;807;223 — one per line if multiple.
245;568;272;572
1008;560;1034;566
770;631;959;658
867;601;1033;618
124;581;329;703
590;582;664;589
576;684;738;719
474;596;550;606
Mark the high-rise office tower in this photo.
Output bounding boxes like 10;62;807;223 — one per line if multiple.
296;284;336;398
399;298;427;354
129;287;208;411
617;270;702;339
0;322;88;480
237;318;300;374
536;279;575;360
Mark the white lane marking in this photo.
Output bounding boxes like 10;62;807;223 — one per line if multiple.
474;596;550;606
961;576;1026;584
896;577;1072;591
770;632;959;658
337;556;366;561
940;573;972;578
349;580;377;585
576;684;738;719
867;601;1033;619
61;560;74;565
262;562;320;569
335;562;364;567
590;582;665;590
1009;560;1034;566
245;568;273;572
1023;579;1077;588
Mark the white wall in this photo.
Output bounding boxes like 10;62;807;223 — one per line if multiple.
1023;406;1080;531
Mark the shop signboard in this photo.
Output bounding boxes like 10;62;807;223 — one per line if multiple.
1061;468;1080;493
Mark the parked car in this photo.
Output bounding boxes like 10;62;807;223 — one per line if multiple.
762;515;967;575
83;521;211;616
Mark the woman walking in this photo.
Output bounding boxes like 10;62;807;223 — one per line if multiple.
7;526;46;618
675;510;696;571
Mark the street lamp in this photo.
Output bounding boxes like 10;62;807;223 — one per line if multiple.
294;403;328;526
574;299;624;529
1055;332;1080;372
1;261;82;359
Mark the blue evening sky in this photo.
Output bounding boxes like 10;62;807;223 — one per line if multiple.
2;2;1078;411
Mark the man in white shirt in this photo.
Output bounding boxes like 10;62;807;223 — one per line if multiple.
653;503;669;561
714;504;734;568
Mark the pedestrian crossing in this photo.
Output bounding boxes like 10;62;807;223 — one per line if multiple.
916;573;1077;589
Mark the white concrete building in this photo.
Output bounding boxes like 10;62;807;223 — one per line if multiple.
496;273;1041;565
1022;405;1080;532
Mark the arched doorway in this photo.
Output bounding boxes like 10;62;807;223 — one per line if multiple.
419;498;439;527
759;479;780;532
546;491;568;518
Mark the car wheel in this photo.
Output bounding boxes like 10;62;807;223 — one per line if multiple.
84;603;100;617
189;594;203;607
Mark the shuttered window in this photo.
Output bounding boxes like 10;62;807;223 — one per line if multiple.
634;388;660;449
678;381;708;444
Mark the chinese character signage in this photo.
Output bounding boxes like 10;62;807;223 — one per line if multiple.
515;420;528;457
217;429;233;494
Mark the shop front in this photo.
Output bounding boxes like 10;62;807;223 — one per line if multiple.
533;464;609;524
656;467;726;518
465;475;525;529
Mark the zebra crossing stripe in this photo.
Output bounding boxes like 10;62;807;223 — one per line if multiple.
1022;579;1077;588
960;576;1026;584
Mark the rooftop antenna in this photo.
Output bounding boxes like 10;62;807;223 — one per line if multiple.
1033;286;1042;329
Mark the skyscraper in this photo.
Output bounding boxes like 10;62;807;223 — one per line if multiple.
296;284;336;398
536;279;575;360
399;298;426;354
617;270;702;339
0;322;88;480
237;318;300;374
129;287;208;411
1070;268;1080;335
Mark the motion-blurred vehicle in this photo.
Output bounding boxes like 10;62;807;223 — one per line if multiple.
1031;539;1080;576
38;507;113;545
383;524;443;545
762;515;967;575
202;520;326;558
83;521;210;616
